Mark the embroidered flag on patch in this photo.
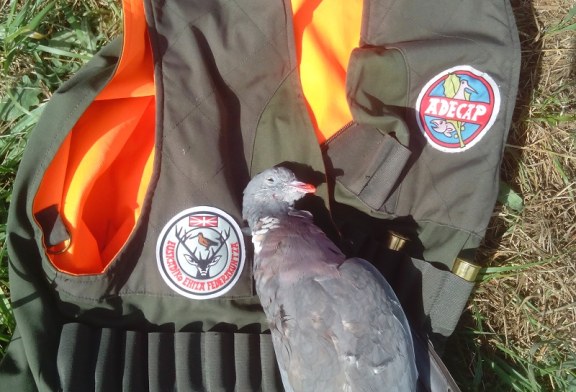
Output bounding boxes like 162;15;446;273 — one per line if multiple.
189;215;219;227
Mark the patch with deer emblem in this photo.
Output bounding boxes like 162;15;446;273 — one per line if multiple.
156;206;246;299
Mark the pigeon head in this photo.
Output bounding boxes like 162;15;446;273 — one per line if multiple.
242;167;316;230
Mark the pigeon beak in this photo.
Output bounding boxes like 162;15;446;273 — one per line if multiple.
289;180;316;194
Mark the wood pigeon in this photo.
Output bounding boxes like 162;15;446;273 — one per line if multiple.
243;166;418;392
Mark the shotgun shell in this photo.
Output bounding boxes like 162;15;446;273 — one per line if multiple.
452;257;481;282
386;231;409;251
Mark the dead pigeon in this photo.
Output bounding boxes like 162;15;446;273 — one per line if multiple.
242;167;418;392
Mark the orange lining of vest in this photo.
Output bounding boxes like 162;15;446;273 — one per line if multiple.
291;0;362;142
32;0;362;275
33;0;155;274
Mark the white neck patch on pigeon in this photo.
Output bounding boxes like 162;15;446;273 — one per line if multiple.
251;216;281;254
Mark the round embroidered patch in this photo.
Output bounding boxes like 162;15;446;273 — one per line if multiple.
415;65;500;153
156;206;246;299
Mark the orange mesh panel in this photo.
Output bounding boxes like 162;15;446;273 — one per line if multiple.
292;0;362;142
33;0;155;274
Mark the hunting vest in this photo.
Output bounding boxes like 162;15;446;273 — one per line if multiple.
1;0;520;390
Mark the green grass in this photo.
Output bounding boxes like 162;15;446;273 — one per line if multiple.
1;0;575;391
447;257;576;391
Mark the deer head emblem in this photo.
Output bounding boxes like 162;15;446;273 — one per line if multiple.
174;226;230;278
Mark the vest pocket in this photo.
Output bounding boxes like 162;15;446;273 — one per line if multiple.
324;122;410;214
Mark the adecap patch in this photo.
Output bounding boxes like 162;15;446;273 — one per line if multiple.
415;65;500;153
156;206;246;299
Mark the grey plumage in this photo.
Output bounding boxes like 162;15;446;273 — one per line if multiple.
243;167;418;392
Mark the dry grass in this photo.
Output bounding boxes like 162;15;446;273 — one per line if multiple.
445;1;576;390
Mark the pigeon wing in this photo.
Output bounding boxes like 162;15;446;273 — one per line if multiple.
328;257;418;391
255;216;417;391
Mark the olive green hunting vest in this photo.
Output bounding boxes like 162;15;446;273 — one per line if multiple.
0;0;520;390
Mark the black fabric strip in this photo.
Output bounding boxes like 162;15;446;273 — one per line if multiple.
56;324;283;391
